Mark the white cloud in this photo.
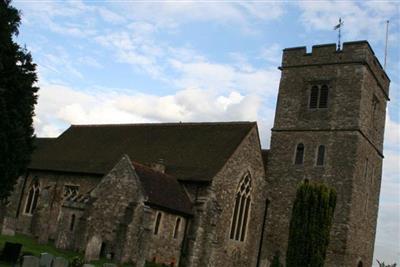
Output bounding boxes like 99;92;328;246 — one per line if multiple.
34;82;264;137
297;1;399;45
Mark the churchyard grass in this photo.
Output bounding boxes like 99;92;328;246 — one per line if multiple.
0;234;125;267
0;233;81;259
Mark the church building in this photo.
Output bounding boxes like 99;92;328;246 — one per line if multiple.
5;41;390;267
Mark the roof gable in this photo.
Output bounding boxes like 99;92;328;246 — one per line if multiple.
29;122;256;182
131;161;192;215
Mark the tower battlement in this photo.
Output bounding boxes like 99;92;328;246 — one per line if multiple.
281;41;390;98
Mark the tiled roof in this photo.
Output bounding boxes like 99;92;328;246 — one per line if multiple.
29;122;255;182
132;161;192;215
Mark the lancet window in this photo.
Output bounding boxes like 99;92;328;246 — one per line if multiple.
230;173;252;242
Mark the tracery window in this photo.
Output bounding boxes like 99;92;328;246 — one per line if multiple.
309;84;329;109
230;173;252;242
63;185;79;199
294;143;305;165
24;180;40;215
154;212;162;235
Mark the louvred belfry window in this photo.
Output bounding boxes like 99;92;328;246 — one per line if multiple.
309;84;329;109
230;174;252;242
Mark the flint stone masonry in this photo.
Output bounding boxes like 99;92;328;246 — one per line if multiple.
264;41;389;267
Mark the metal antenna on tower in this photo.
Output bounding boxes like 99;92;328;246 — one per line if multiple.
384;20;390;70
334;18;344;50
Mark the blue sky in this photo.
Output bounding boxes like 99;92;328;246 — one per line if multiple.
13;0;399;264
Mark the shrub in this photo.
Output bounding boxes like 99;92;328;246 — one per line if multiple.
70;256;85;267
286;181;337;267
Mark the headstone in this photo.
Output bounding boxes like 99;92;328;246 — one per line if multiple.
102;263;117;267
39;253;54;267
52;257;69;267
1;217;16;236
84;235;102;261
82;264;95;267
1;242;22;262
22;255;39;267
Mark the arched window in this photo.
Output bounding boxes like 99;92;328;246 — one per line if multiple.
154;212;162;235
357;261;363;267
294;143;305;165
173;218;181;239
230;174;252;242
70;214;76;231
309;84;329;109
24;180;40;215
309;86;319;109
316;145;325;166
319;85;329;108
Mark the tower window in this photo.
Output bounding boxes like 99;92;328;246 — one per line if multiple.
309;84;329;109
319;85;329;108
316;145;325;166
24;180;40;215
294;143;305;165
154;212;162;235
309;86;319;109
230;174;252;242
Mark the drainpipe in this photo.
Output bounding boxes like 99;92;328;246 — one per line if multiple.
256;198;270;267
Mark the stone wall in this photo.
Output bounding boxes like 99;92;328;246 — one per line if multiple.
55;204;85;251
264;41;389;267
145;209;187;266
14;171;100;240
83;156;144;262
182;126;267;267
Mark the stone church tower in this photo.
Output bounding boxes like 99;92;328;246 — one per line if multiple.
263;41;390;267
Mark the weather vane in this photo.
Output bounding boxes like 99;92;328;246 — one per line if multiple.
334;18;344;50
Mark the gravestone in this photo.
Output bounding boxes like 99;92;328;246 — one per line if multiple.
39;253;54;267
53;257;69;267
103;263;117;267
1;217;16;236
1;242;22;262
22;255;39;267
82;264;95;267
84;235;102;261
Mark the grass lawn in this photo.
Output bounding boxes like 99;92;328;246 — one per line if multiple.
0;233;81;260
0;234;163;267
0;234;122;267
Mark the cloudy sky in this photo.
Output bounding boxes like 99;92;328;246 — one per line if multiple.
12;0;399;264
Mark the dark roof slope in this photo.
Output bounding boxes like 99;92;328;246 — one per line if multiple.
132;161;192;215
34;137;56;151
29;122;255;182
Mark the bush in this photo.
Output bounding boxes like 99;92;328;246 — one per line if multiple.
70;256;85;267
286;181;337;267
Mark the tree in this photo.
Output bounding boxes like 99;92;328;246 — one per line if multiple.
0;0;38;202
286;181;337;267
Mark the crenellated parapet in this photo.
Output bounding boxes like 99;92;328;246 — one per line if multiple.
281;41;390;98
